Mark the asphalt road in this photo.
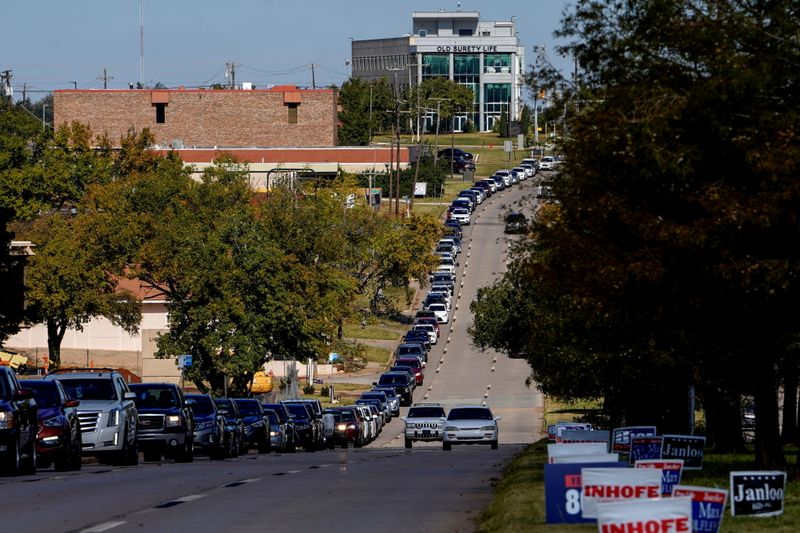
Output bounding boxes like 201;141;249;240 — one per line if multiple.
1;176;544;533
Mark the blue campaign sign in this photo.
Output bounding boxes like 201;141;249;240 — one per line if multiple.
178;354;192;369
673;485;727;532
544;461;627;523
629;436;663;464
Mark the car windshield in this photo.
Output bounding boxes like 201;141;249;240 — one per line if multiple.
373;388;397;398
187;395;215;416
453;209;468;214
409;407;446;418
338;410;355;422
398;346;421;355
506;213;526;222
262;405;287;423
234;400;261;416
448;408;494;421
57;378;117;401
214;399;235;416
429;304;446;312
396;360;420;369
25;381;60;407
130;385;179;409
362;393;386;401
264;411;279;424
283;403;310;419
378;374;409;386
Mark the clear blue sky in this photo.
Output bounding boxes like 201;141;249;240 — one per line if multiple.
1;1;574;101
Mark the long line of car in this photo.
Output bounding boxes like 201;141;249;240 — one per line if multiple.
0;152;551;475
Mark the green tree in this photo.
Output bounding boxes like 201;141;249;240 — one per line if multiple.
22;213;141;368
338;78;393;145
475;0;800;470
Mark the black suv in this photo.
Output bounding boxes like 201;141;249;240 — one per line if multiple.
438;148;474;161
504;212;528;234
214;398;245;457
281;401;318;451
232;398;270;453
129;383;194;462
375;372;414;406
262;402;297;453
0;366;38;475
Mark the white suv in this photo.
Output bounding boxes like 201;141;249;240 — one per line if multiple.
403;403;447;448
44;368;139;465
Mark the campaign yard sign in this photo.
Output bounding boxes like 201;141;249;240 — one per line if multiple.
548;442;610;464
629;436;664;464
558;429;611;444
581;467;663;519
548;422;593;442
544;461;627;523
673;485;727;533
611;426;657;454
730;471;786;517
635;459;684;495
596;496;693;533
661;435;706;470
552;453;620;464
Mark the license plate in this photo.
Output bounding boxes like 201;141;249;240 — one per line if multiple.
422;430;430;437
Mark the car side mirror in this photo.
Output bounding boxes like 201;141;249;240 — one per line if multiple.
400;417;406;422
495;416;502;421
124;391;136;400
64;399;80;408
15;388;34;400
372;382;377;386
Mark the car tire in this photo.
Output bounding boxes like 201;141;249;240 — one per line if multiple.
21;438;36;475
257;438;270;454
175;439;194;463
491;440;499;450
341;441;348;449
121;429;139;466
443;442;452;451
209;446;226;461
405;439;412;449
3;438;22;476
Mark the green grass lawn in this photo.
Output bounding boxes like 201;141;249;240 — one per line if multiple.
362;344;392;366
478;441;800;533
341;322;404;341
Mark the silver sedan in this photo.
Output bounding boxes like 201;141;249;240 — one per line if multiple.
442;405;501;450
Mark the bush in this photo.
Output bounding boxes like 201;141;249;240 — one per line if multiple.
303;383;315;395
320;385;330;397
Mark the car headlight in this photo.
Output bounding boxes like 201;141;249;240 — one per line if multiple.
445;426;459;432
0;411;13;429
165;415;182;427
42;416;67;427
481;425;496;431
270;430;280;437
107;409;120;427
336;423;347;431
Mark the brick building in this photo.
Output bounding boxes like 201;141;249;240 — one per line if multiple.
54;86;338;148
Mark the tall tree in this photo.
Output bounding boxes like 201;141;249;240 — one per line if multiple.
473;0;800;469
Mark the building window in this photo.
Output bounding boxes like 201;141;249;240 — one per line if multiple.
419;29;427;37
422;54;449;80
484;54;512;74
287;103;298;124
154;103;166;124
483;83;511;130
458;28;474;36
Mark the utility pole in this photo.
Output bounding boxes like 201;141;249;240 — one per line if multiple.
98;68;113;89
21;83;26;103
139;0;145;88
42;103;48;131
310;64;316;89
430;97;450;164
70;81;77;90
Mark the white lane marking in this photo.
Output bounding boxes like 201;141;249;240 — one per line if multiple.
174;494;206;503
241;477;261;483
81;521;126;533
287;469;303;474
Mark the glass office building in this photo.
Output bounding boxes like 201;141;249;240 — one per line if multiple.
351;11;525;132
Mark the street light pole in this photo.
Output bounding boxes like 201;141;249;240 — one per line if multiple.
42;104;48;131
430;97;450;164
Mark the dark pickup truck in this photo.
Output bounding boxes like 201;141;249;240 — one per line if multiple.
129;382;194;462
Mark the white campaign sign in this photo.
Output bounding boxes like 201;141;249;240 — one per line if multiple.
581;467;663;519
552;453;620;464
596;497;693;533
548;443;609;464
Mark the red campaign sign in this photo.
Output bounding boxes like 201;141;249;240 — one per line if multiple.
672;485;727;533
635;460;684;496
581;467;663;519
597;497;693;533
